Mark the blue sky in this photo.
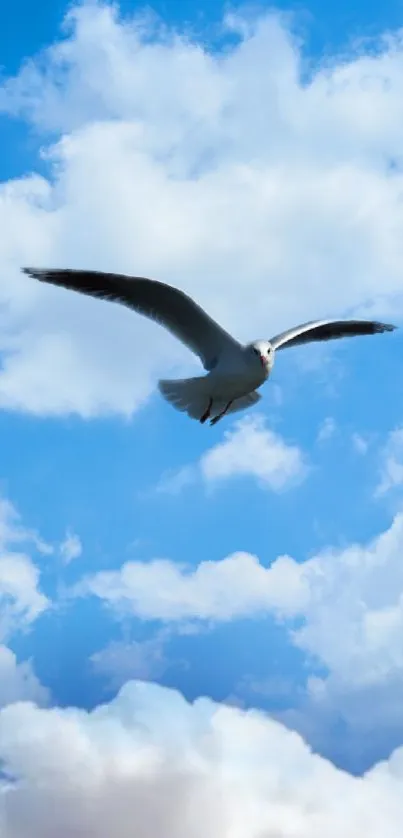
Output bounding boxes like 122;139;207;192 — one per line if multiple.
1;0;403;834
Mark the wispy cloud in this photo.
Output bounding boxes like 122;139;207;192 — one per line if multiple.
376;428;403;495
59;531;82;565
351;432;370;455
316;417;336;444
91;629;173;691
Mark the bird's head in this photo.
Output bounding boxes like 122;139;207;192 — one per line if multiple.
249;340;275;372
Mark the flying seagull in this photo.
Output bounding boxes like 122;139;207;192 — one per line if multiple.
22;267;396;426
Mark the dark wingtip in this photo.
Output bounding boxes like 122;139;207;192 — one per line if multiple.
378;322;397;333
22;267;61;284
22;267;44;279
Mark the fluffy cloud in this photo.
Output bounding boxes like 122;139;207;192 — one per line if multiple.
79;550;309;622
0;2;401;417
156;414;307;494
0;502;49;703
0;646;49;708
290;513;403;684
0;498;49;641
0;681;403;837
81;512;403;681
200;415;307;490
284;512;403;763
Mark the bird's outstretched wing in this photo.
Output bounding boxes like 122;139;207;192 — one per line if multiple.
22;268;241;370
270;319;396;350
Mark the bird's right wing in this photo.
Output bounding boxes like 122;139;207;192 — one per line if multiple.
270;318;396;350
22;268;241;370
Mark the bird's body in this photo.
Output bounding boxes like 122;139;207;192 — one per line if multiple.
21;267;396;425
202;342;270;402
159;351;268;424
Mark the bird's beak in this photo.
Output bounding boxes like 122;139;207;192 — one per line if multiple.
259;353;266;368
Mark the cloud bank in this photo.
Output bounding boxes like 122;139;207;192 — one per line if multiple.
1;680;403;838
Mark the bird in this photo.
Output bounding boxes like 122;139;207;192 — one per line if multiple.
21;267;397;426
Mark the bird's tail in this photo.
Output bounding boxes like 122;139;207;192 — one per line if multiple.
226;391;261;414
158;377;261;422
158;376;212;421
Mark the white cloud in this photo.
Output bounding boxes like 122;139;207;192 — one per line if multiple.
0;499;50;641
376;428;403;495
0;680;403;837
200;415;307;490
59;530;82;564
0;646;49;708
80;511;403;664
0;554;48;640
81;511;403;691
80;550;309;622
0;3;401;417
267;512;403;765
156;415;307;494
155;464;197;496
79;508;403;761
0;498;53;556
290;513;403;685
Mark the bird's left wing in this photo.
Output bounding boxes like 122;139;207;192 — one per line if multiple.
270;319;396;350
22;268;241;371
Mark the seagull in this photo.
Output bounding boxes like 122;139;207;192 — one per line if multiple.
22;267;396;426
